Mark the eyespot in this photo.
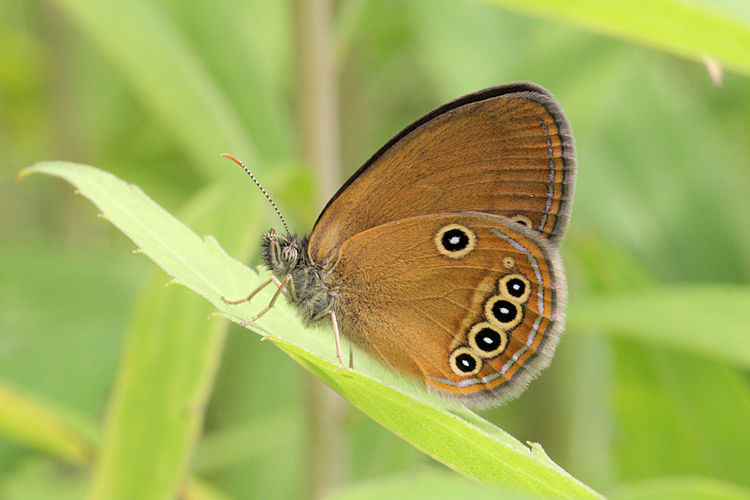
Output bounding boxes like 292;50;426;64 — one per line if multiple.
449;347;482;376
435;224;476;259
484;295;522;329
467;322;508;358
498;274;531;303
510;214;533;228
503;256;515;269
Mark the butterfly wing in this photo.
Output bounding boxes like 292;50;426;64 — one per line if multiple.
309;82;576;265
329;211;565;406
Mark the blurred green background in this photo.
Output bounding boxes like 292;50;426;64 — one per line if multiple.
2;0;750;499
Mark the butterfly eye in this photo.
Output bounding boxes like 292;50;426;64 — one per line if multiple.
498;274;531;303
510;214;533;228
467;322;508;358
434;224;476;259
484;296;522;330
448;347;482;376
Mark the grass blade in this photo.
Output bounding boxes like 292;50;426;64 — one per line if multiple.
568;285;750;369
0;382;93;465
21;161;601;498
53;0;258;175
482;0;750;75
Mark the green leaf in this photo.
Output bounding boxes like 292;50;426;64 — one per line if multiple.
87;277;230;500
86;179;264;500
482;0;750;76
611;345;750;487
277;339;598;497
568;285;750;369
0;458;88;500
0;382;93;465
21;161;602;498
0;244;144;416
182;477;236;500
53;0;258;175
566;237;750;488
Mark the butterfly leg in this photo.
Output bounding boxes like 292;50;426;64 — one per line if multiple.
224;274;296;327
281;274;298;302
221;277;274;305
313;310;345;366
222;273;298;305
270;276;290;298
330;310;345;367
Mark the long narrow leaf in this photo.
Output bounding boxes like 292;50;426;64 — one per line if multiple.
483;0;750;75
0;383;93;465
86;180;264;500
21;162;602;498
568;286;750;369
53;0;258;176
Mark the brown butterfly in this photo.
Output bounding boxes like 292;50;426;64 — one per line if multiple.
223;82;576;407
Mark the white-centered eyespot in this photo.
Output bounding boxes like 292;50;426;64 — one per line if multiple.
498;274;531;303
434;224;476;259
484;295;523;330
467;322;508;358
448;347;482;376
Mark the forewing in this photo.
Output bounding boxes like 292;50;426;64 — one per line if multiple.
309;82;576;264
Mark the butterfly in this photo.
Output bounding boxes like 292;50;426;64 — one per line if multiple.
223;82;576;407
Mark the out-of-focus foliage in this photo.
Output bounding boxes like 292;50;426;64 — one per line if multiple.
2;0;749;499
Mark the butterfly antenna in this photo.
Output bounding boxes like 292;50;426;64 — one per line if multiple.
221;153;291;237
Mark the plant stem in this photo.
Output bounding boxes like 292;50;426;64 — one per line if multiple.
293;1;348;499
295;0;341;203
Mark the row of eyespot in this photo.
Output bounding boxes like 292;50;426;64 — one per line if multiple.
448;273;531;377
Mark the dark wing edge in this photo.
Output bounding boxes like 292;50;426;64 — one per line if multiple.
312;81;577;245
461;223;568;408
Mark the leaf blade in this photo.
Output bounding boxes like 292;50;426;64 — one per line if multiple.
53;0;258;175
22;161;601;498
568;285;750;369
0;382;94;465
482;0;750;75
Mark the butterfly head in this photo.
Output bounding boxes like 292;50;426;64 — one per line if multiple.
219;153;306;274
261;229;308;275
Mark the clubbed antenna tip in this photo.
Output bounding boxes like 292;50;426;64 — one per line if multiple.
221;153;291;237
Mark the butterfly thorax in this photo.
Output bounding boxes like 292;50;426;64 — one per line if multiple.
261;232;337;323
